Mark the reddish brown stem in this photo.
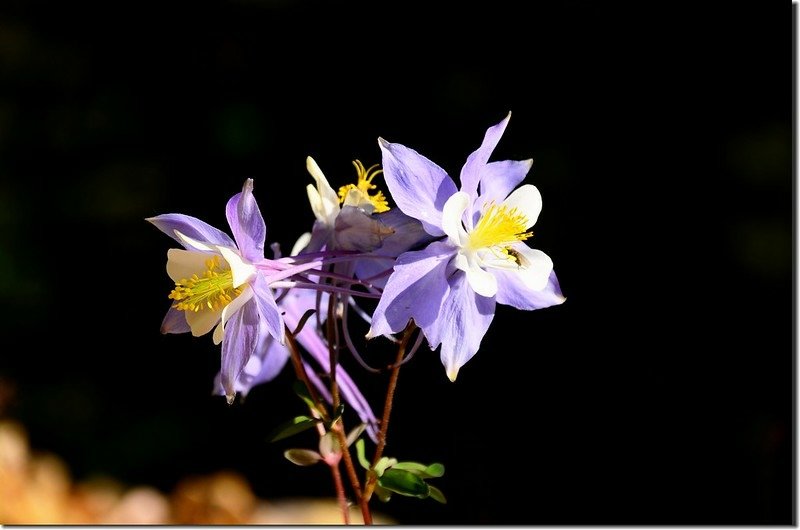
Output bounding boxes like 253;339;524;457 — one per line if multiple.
284;325;329;422
329;461;351;524
332;425;373;524
287;323;371;522
363;322;416;501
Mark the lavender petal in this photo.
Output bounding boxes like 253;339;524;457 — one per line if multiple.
251;273;284;344
225;178;267;262
494;269;566;311
477;159;533;206
160;306;191;334
220;297;261;399
432;271;496;382
459;112;511;201
213;332;290;398
146;213;235;249
378;138;457;237
368;241;455;338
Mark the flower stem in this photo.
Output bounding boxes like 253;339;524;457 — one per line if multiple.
329;461;351;525
321;260;374;524
332;424;373;524
363;321;417;501
284;325;329;422
286;323;371;522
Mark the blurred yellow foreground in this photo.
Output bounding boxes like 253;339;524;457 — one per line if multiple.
0;420;392;524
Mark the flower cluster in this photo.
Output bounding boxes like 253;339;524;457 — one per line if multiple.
148;113;564;520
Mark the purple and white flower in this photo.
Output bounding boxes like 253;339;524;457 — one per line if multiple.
368;113;565;381
148;179;283;401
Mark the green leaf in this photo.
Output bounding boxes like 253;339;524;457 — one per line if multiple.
391;461;444;478
391;461;427;473
355;439;371;470
378;468;430;498
374;456;398;477
427;485;447;504
424;463;445;478
268;415;320;442
292;381;317;411
284;449;321;466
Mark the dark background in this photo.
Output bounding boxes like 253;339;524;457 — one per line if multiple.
0;0;792;524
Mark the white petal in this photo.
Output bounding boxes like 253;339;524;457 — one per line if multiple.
501;184;542;229
166;249;210;282
441;192;470;247
217;247;256;288
186;306;223;337
342;187;375;214
212;285;255;345
463;254;498;298
476;248;519;271
306;184;325;222
512;244;553;291
306;156;340;224
290;232;312;256
174;230;215;252
166;248;226;337
452;252;471;274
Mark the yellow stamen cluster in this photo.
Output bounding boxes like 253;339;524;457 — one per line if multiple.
466;203;532;262
337;160;390;213
168;255;242;312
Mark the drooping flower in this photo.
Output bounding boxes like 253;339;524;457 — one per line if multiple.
352;207;436;290
368;113;566;381
304;156;394;253
147;179;283;401
302;156;434;288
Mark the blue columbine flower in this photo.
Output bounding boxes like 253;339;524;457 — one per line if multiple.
367;113;565;381
147;179;284;401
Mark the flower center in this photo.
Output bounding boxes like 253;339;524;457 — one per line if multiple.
466;202;532;259
337;160;390;213
168;255;242;312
